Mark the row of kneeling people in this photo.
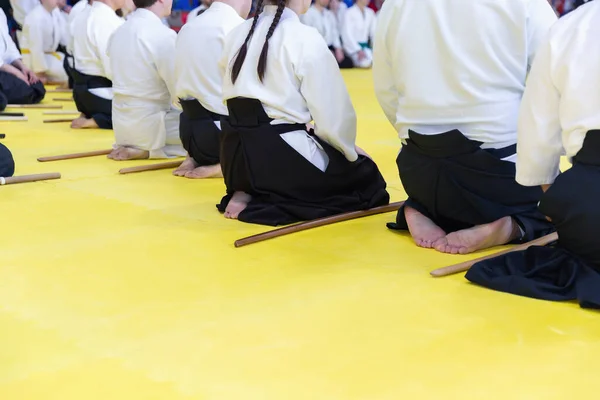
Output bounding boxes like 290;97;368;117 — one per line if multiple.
3;0;600;305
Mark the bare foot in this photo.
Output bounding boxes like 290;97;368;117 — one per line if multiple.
108;146;149;161
404;206;447;248
71;116;98;129
173;156;198;177
433;216;520;255
224;191;251;219
185;164;223;179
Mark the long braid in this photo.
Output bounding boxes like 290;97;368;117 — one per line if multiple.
231;0;264;84
257;0;285;82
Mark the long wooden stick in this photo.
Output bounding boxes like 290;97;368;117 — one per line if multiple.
37;149;112;162
0;172;61;185
43;118;74;123
43;110;79;115
53;98;73;102
7;104;62;109
0;112;24;117
119;160;184;174
0;116;28;121
429;232;559;278
47;89;72;93
234;201;405;248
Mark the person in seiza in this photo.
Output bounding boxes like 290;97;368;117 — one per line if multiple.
106;0;186;160
466;1;600;309
217;0;390;224
0;8;45;110
300;0;352;68
70;0;126;129
341;0;376;68
373;0;558;255
173;0;250;178
20;0;69;85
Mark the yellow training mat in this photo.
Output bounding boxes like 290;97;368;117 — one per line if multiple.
0;76;597;400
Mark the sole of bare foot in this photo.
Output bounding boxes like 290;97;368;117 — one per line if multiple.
404;206;447;248
184;164;223;179
71;116;98;129
433;216;520;255
224;191;251;220
173;156;198;177
109;147;150;161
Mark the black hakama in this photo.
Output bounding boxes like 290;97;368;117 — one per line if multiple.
179;98;222;166
328;46;354;69
63;52;75;89
0;142;15;177
217;97;390;226
70;67;113;129
466;131;600;309
388;129;554;241
0;70;45;111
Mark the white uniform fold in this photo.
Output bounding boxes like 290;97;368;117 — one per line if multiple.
301;6;342;49
373;0;557;152
186;4;207;22
21;5;68;82
108;9;185;159
175;1;244;116
341;5;376;68
65;0;91;54
221;6;358;168
517;1;600;186
0;10;22;67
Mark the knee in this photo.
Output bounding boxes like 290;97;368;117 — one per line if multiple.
0;143;15;177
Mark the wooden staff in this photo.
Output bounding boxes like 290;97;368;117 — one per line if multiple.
0;172;61;185
0;112;24;117
119;160;184;174
47;89;72;93
43;110;79;115
53;98;74;102
429;232;559;278
7;104;62;109
234;201;405;248
37;149;112;162
43;118;74;123
0;116;28;121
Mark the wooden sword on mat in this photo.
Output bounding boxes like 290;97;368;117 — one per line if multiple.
234;201;406;248
7;104;62;109
429;232;559;278
0;172;61;185
37;149;112;162
119;160;184;174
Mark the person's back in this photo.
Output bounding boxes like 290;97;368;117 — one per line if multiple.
466;1;600;309
173;0;246;179
374;0;557;146
110;9;175;106
107;5;185;161
373;0;557;255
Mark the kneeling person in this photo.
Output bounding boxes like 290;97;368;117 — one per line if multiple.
218;0;390;225
70;0;125;129
0;143;14;178
174;0;249;178
107;0;185;160
373;0;557;254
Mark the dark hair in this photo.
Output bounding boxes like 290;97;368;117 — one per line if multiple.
230;0;286;84
133;0;159;9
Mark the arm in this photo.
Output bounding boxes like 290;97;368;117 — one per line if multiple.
372;3;398;128
369;10;377;44
330;13;342;50
526;0;558;69
516;38;563;187
154;32;179;105
298;36;358;162
96;19;124;80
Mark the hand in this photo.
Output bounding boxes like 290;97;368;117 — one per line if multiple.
306;122;314;131
334;48;345;63
0;64;29;84
21;66;40;84
541;184;551;193
36;72;49;85
357;50;367;62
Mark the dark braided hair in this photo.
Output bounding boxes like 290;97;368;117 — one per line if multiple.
230;0;286;84
230;0;264;84
257;0;285;82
